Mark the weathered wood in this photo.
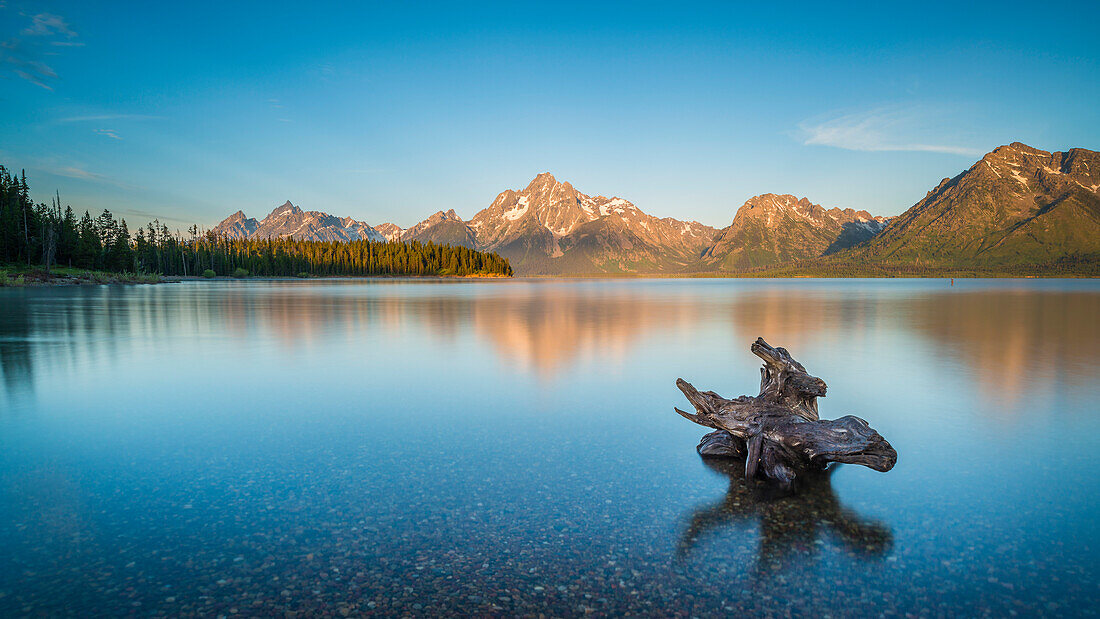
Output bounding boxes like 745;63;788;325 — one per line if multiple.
675;338;896;487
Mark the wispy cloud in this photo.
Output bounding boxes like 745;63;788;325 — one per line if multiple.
59;113;162;123
53;165;106;181
41;162;133;189
11;63;55;88
119;208;193;226
269;98;289;122
797;106;983;156
1;10;79;89
22;13;75;38
94;128;121;140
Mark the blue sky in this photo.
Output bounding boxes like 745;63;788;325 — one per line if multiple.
2;1;1098;230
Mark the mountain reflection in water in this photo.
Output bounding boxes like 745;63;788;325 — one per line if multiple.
2;280;1097;412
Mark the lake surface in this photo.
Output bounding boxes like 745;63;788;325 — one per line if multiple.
1;278;1098;616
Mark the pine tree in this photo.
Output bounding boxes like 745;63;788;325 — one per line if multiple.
77;211;99;269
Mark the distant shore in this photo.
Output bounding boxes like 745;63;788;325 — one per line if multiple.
515;259;1098;279
0;265;515;287
3;264;1095;287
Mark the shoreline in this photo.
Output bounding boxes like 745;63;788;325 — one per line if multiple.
0;267;515;287
3;266;1095;287
0;268;163;287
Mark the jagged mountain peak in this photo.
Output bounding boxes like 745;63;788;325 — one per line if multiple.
372;223;404;242
211;210;260;240
970;142;1100;197
403;209;464;234
467;175;717;274
525;172;559;189
419;209;462;224
473;174;594;240
734;194;828;228
993;141;1044;155
271;200;301;216
521;173;580;204
400;209;476;248
981;142;1049;168
743;193;814;209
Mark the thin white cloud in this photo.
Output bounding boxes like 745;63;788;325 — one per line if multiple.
13;67;52;89
59;114;161;123
54;165;106;181
43;163;133;189
119;208;193;226
798;106;983;156
94;128;122;140
22;13;76;38
1;11;79;89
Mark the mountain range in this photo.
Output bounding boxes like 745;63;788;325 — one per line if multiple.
212;142;1099;275
698;194;889;271
214;201;384;243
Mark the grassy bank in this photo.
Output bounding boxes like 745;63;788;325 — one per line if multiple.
0;264;162;287
0;264;521;287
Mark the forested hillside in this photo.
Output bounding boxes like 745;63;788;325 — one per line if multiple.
0;165;512;278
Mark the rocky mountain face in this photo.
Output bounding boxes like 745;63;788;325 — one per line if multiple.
372;222;404;242
213;211;260;240
852;142;1100;266
698;194;889;270
467;173;717;274
400;209;477;249
212;201;385;243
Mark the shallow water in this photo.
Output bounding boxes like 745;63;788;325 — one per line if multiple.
1;278;1097;616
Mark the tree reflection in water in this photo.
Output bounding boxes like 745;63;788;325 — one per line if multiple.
0;293;34;407
677;455;893;575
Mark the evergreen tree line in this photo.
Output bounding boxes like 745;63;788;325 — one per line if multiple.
0;165;512;277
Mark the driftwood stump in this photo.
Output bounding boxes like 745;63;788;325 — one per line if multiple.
675;338;897;487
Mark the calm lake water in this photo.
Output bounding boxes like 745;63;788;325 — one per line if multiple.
1;278;1097;616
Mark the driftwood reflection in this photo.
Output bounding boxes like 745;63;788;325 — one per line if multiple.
677;456;892;574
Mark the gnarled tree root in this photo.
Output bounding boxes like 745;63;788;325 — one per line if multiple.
676;338;897;487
